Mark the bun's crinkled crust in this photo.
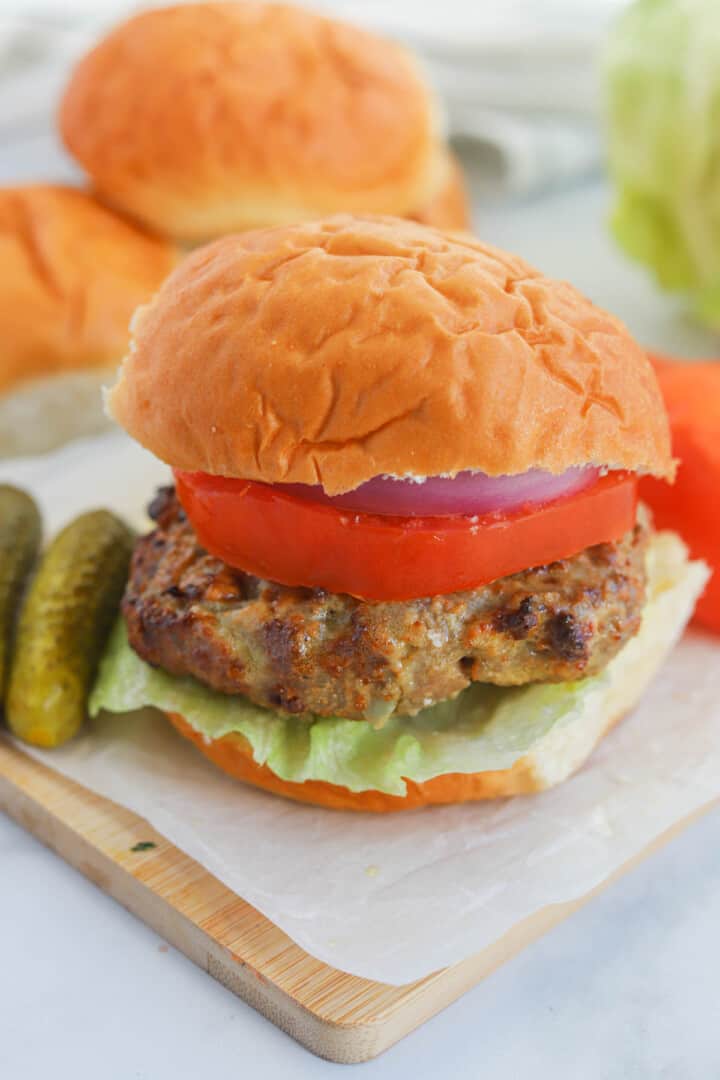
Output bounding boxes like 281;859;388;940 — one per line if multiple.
109;215;673;492
59;3;442;241
0;185;177;395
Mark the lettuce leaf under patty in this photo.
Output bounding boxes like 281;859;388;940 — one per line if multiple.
89;533;703;796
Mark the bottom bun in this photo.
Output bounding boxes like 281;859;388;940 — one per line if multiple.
408;150;471;232
166;708;626;812
0;369;114;457
164;531;708;812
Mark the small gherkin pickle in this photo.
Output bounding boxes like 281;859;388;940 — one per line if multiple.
0;485;42;703
7;510;134;748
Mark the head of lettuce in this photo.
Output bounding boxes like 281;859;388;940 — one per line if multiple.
605;0;720;326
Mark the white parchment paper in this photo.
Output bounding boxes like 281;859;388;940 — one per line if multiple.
2;432;719;986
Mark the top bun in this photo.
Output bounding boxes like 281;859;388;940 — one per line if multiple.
108;215;673;494
59;3;445;243
0;185;177;395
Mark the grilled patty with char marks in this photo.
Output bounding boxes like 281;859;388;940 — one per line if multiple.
123;487;648;722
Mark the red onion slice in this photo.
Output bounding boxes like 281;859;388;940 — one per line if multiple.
274;466;600;518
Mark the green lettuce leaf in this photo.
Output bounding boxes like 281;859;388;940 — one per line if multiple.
89;534;702;796
90;620;608;796
604;0;720;325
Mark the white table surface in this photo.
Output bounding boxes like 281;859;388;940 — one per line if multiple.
2;133;720;1080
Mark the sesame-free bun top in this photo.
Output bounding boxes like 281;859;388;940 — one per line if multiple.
0;185;177;394
108;215;673;494
59;2;444;243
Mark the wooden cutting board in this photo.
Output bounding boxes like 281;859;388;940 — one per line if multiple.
0;736;714;1064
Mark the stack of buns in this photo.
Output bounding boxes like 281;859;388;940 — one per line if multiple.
0;186;176;456
3;1;470;457
59;3;470;242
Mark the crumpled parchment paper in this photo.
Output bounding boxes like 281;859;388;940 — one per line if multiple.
2;432;719;985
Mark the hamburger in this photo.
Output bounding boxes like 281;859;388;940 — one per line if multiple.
91;215;708;811
58;2;470;243
0;185;177;457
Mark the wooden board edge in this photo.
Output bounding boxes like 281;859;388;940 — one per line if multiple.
353;797;719;1055
0;767;389;1063
1;738;718;1064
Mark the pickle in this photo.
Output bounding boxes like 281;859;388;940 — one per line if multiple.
0;485;42;705
7;509;134;748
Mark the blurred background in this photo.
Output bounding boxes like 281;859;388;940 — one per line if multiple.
1;0;626;193
1;0;719;356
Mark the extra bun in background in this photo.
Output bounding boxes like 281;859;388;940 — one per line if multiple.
109;215;673;494
59;2;464;242
0;185;177;457
409;149;470;231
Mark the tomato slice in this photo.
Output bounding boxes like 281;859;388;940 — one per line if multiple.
642;356;720;633
174;470;638;601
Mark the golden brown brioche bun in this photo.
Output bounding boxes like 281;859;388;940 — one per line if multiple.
59;3;444;242
109;215;673;493
409;150;471;231
0;185;177;398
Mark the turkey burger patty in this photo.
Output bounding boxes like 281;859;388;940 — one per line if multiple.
123;487;649;722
